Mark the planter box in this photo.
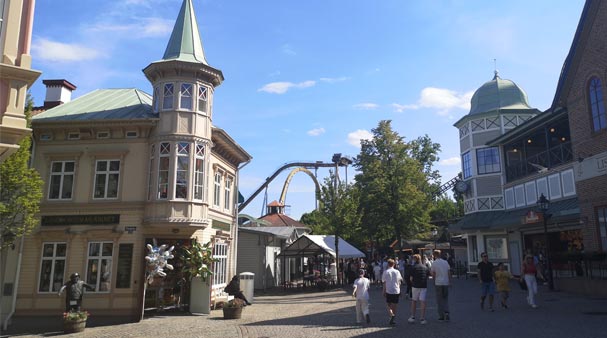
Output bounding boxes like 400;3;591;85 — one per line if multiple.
223;307;242;319
64;319;87;333
189;277;210;314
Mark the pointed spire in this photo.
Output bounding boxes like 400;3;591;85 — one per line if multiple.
162;0;208;64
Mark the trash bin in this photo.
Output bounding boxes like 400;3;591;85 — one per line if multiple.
239;272;254;303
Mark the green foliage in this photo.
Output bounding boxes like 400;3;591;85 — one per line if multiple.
180;238;217;282
63;310;89;322
0;97;43;249
354;120;440;251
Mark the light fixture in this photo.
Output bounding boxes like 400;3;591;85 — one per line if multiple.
527;139;532;144
561;137;566;142
550;128;555;133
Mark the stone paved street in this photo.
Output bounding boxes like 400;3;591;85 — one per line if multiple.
3;277;607;338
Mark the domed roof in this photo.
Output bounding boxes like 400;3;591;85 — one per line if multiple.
468;71;531;115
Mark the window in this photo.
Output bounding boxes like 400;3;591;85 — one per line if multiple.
93;160;120;199
198;86;208;113
86;242;113;292
213;171;222;207
469;235;478;262
0;0;5;58
462;152;472;179
589;77;606;132
163;83;174;110
194;144;205;200
158;142;170;199
40;134;52;141
212;243;228;286
484;236;508;261
38;243;67;293
180;83;193;110
97;131;110;139
147;145;155;201
125;131;138;138
598;207;607;250
49;161;75;200
476;147;501;174
175;142;190;199
224;176;232;211
153;86;160;112
67;132;80;140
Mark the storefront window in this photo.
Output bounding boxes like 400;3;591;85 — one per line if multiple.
213;243;228;287
87;242;113;292
598;206;607;250
38;243;67;293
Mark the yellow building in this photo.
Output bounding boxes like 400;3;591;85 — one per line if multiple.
13;0;251;319
0;0;40;161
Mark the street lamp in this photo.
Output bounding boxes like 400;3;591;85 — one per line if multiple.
431;228;438;250
537;193;554;291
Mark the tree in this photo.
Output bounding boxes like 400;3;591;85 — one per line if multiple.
354;120;440;253
0;97;43;249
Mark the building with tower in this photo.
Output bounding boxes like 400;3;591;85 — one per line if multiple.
451;72;580;277
6;0;251;321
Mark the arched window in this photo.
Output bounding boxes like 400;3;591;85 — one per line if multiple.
589;77;606;132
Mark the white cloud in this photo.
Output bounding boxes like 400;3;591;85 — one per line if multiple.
32;38;101;62
320;77;350;83
258;81;316;94
353;103;379;110
393;87;473;116
307;127;326;136
347;129;373;147
391;103;419;113
439;157;461;166
281;44;296;55
88;17;172;38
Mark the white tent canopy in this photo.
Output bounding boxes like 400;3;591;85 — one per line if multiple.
280;234;365;258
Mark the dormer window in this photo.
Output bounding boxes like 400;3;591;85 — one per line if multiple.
180;83;193;110
198;86;208;113
163;83;174;110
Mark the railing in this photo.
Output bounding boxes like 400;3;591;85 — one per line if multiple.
506;142;573;182
552;254;607;280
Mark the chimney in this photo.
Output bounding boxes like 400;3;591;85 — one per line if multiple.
42;79;77;109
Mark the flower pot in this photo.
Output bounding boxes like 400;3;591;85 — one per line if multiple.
223;307;242;319
63;318;87;333
189;276;210;314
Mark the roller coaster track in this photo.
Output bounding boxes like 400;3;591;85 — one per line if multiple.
238;161;341;212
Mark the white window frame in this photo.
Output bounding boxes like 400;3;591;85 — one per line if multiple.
48;161;75;200
198;85;208;113
93;159;121;199
213;170;222;207
86;241;114;293
125;130;138;138
0;0;7;59
180;83;193;110
163;83;174;110
157;142;171;199
147;144;155;201
96;131;110;139
212;242;228;287
67;132;80;140
38;242;67;293
175;142;190;199
194;144;205;201
224;176;233;211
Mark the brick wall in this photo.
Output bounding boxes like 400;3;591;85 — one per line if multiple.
566;0;607;251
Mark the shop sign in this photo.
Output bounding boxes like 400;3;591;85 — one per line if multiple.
524;211;543;224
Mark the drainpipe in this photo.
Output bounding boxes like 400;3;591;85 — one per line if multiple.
3;235;25;331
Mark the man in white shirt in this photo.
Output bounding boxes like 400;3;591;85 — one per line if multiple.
430;250;451;321
352;269;371;324
382;258;403;325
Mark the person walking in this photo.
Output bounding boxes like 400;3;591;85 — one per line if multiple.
430;250;451;321
352;269;371;324
522;254;539;308
382;258;403;325
494;263;514;309
373;260;382;286
408;254;429;325
477;252;496;311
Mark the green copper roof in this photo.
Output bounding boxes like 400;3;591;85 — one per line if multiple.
162;0;208;64
32;89;155;122
468;71;532;115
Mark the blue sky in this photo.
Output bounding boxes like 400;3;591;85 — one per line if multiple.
30;0;584;220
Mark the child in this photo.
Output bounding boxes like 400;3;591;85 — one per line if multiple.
352;269;371;324
494;263;514;309
408;254;428;325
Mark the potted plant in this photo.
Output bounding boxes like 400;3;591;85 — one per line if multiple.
181;238;217;314
223;298;245;319
63;310;89;333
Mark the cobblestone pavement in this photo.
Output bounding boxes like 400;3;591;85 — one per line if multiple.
3;277;607;338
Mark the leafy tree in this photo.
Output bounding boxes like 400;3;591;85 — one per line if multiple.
354;120;440;252
0;97;43;249
299;209;328;234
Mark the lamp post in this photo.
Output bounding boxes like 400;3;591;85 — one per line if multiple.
431;228;438;250
537;193;554;291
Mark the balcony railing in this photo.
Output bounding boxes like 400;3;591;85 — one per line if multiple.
506;142;573;182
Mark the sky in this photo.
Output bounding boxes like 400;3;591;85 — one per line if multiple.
30;0;585;220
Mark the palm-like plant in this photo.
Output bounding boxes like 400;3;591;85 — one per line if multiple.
181;238;217;282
